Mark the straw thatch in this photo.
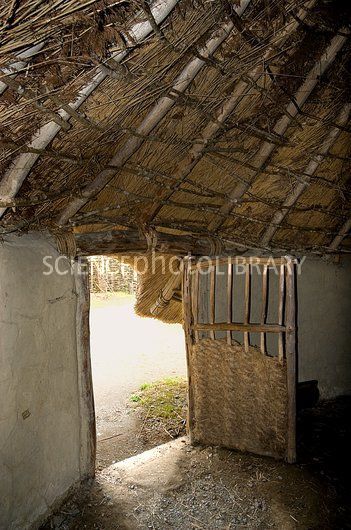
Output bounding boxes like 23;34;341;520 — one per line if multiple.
123;253;183;322
0;0;350;319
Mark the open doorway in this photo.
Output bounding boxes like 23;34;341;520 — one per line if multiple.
89;256;187;470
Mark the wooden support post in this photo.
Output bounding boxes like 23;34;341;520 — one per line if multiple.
285;258;297;463
244;263;251;352
227;258;233;345
260;264;268;354
210;266;216;340
73;259;96;478
182;258;195;442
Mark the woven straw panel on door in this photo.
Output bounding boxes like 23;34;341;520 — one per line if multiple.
190;339;288;459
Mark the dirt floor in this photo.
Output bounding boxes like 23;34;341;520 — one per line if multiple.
90;293;187;469
43;294;351;528
42;397;351;530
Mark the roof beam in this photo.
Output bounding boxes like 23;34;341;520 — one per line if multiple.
328;218;351;251
141;0;317;224
56;0;252;226
73;223;351;257
207;29;349;233
0;42;44;95
260;103;351;246
0;0;180;219
74;228;238;256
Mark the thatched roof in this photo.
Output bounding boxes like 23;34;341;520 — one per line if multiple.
0;0;350;255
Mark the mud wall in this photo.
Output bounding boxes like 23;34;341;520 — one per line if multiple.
0;233;94;529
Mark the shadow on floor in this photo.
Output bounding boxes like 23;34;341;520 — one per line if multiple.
297;395;351;528
42;397;351;529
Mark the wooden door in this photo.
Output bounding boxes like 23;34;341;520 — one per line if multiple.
182;256;297;462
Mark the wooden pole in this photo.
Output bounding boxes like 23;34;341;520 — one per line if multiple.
73;259;96;478
278;264;285;361
260;264;268;354
194;322;285;333
182;258;195;443
150;271;181;316
209;266;216;340
227;258;233;345
328;217;351;251
192;269;199;343
285;258;297;463
244;263;251;352
74;228;240;257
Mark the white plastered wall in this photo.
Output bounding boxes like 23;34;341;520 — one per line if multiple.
0;232;94;529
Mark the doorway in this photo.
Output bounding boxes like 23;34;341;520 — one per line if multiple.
88;256;187;470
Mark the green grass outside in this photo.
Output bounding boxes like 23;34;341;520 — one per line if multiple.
130;377;188;435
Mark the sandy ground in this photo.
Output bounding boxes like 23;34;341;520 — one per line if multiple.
90;294;187;467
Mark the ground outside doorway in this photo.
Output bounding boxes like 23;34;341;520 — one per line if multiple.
90;292;187;469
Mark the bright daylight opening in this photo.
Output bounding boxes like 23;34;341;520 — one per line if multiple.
89;256;187;470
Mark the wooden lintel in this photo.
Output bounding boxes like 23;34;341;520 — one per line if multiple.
74;229;238;256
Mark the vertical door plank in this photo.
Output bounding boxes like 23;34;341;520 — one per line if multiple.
227;258;233;345
285;259;297;463
210;266;216;339
278;264;285;361
192;269;199;343
244;263;250;352
260;265;268;354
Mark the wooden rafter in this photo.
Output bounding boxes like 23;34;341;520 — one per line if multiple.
328;218;351;251
207;29;350;233
142;0;316;225
56;0;252;226
261;103;351;246
0;42;44;95
0;0;180;219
